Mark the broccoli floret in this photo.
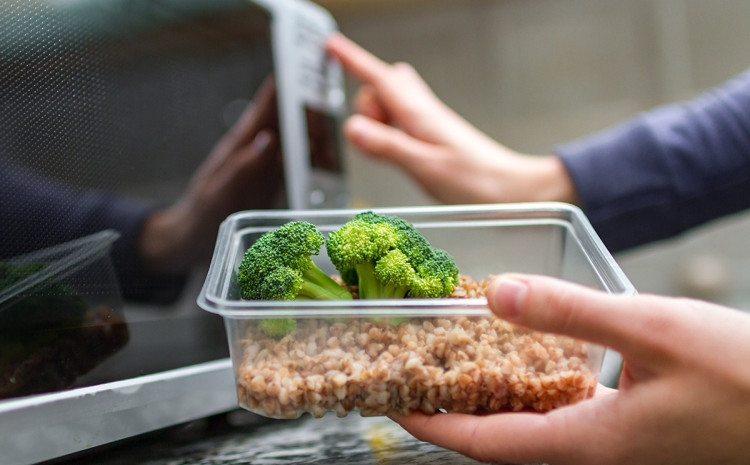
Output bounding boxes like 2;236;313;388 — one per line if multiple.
0;262;87;331
326;212;459;299
238;221;352;301
258;318;297;338
410;249;461;298
0;262;47;289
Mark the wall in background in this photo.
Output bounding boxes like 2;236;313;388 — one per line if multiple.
323;0;750;306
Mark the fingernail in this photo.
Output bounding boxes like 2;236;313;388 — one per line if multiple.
252;130;271;151
345;116;369;141
487;275;527;320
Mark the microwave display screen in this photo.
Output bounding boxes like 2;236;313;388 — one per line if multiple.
306;105;344;174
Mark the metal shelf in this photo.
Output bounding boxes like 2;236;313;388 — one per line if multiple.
0;359;238;465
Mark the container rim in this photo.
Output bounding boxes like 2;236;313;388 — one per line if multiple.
202;297;494;318
197;202;637;316
0;230;120;309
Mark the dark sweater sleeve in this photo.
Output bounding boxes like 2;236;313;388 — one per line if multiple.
556;69;750;253
0;163;185;303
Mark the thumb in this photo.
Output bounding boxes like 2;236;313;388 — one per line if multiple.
486;273;678;362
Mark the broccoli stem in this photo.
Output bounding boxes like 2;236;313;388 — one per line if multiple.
355;262;380;299
298;265;353;300
355;262;408;299
258;318;297;338
382;286;409;299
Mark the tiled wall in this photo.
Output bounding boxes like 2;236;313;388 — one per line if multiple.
328;0;750;306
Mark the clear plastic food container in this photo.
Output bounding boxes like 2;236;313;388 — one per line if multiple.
0;230;128;399
198;203;635;419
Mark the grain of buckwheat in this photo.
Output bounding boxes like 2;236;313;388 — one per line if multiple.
235;275;598;419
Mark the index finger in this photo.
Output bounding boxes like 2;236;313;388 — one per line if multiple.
225;76;278;147
325;33;392;86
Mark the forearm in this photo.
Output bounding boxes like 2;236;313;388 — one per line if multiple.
513;152;581;206
136;204;193;276
0;163;186;303
461;132;581;207
557;69;750;252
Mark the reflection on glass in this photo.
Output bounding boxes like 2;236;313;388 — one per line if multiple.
0;0;349;404
0;0;275;399
0;232;129;399
306;106;344;174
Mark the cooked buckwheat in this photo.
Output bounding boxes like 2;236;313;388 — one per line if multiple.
235;275;598;419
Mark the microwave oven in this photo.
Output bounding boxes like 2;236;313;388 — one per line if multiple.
0;0;347;463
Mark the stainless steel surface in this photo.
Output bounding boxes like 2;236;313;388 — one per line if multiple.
54;411;548;465
0;360;237;465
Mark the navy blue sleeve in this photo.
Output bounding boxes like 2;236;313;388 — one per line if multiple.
0;163;185;303
557;69;750;253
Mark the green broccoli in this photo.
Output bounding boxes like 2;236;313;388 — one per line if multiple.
0;262;87;331
257;318;298;338
326;211;459;299
237;221;352;301
0;262;47;289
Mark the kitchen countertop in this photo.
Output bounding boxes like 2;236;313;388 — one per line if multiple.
51;410;544;465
